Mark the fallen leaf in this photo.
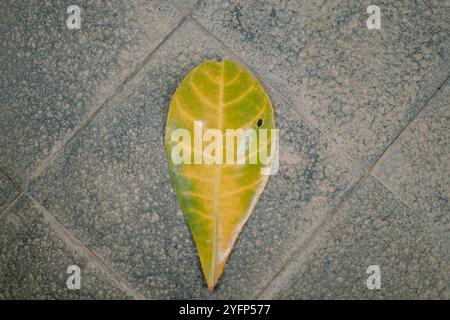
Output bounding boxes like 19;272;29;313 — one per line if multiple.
164;59;276;289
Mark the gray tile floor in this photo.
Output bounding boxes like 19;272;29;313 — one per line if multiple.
0;0;448;299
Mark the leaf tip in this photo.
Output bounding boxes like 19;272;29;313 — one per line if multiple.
207;281;216;291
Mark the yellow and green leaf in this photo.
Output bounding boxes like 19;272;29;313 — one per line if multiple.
164;59;276;289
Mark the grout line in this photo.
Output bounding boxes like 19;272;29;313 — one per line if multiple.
0;190;24;217
256;164;370;299
0;189;23;217
0;16;190;296
370;173;448;242
259;173;445;299
187;16;362;167
256;75;449;298
1;4;446;298
0;17;188;219
0;14;190;298
369;76;449;166
28;194;147;300
0;178;23;216
0;167;23;215
29;16;186;182
0;166;16;184
370;173;422;218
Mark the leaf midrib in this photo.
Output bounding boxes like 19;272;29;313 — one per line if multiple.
209;62;224;288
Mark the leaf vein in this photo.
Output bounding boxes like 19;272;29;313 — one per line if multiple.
189;80;217;110
224;84;257;108
220;178;262;198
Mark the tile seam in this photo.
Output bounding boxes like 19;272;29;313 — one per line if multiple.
370;173;448;243
256;75;449;298
187;16;364;167
0;17;188;217
27;194;147;300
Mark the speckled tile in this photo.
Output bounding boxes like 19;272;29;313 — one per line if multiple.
0;170;20;213
193;0;450;165
262;176;449;299
0;194;131;299
0;0;182;187
169;0;200;15
372;81;450;235
28;21;362;299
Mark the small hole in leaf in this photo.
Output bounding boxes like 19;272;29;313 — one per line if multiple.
257;119;263;127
